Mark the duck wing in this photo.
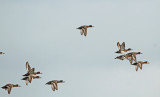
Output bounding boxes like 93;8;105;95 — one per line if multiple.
25;80;29;85
135;65;138;71
80;28;84;35
132;55;137;62
138;63;142;70
128;57;133;64
121;42;125;51
26;61;31;72
51;84;55;91
54;83;58;90
84;27;87;36
28;76;33;83
117;42;120;49
8;87;12;94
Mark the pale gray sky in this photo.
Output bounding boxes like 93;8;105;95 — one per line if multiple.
0;0;160;97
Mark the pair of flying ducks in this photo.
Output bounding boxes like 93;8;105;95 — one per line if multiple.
115;42;149;71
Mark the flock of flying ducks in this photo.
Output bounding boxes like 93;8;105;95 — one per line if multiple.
1;61;64;94
115;42;149;71
0;25;149;94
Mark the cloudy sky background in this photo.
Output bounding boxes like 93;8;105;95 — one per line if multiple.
0;0;160;97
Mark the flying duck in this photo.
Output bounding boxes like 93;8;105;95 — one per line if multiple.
1;84;20;94
46;80;65;91
23;61;42;76
77;25;94;36
131;61;149;71
115;42;132;53
21;76;41;85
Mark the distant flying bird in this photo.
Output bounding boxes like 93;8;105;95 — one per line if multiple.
0;52;5;54
77;25;94;36
115;42;132;53
46;80;65;91
131;61;149;71
22;61;42;85
25;61;35;74
23;61;42;76
1;84;20;94
21;76;41;85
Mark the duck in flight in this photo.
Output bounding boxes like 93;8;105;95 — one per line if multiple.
77;25;94;36
1;84;20;94
46;80;65;91
115;42;132;53
23;61;42;76
131;61;149;71
21;76;41;85
22;61;42;85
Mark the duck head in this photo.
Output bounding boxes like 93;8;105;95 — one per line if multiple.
127;48;133;51
88;25;94;27
137;52;142;54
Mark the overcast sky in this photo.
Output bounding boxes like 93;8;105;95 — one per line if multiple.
0;0;160;97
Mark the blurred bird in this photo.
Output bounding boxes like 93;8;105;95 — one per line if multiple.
77;25;94;36
115;42;132;53
46;80;65;91
23;61;42;76
21;76;41;85
1;84;20;94
131;61;149;71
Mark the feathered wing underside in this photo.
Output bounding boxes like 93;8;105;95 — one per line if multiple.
80;28;84;35
138;63;142;69
26;61;31;72
26;80;29;85
128;57;133;64
54;83;58;90
8;87;12;94
132;55;137;62
121;42;125;51
84;27;87;36
51;84;55;91
117;42;120;49
28;76;33;83
135;65;138;71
